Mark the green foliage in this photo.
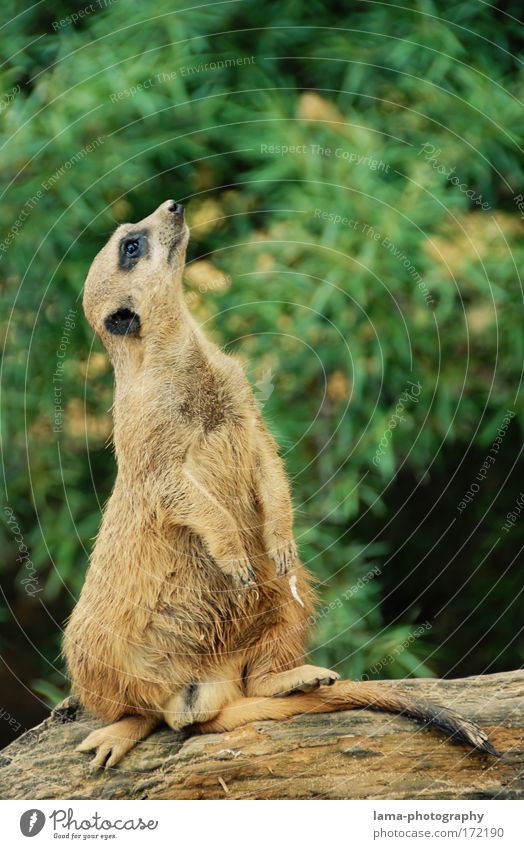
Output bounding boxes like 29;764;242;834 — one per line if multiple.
1;0;523;705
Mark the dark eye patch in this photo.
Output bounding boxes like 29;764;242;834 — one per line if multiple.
104;308;141;337
119;230;149;270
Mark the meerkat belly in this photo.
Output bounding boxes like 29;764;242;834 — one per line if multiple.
148;524;270;656
64;504;253;717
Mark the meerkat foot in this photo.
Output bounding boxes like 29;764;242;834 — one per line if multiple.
266;537;297;576
76;715;159;769
248;664;340;697
289;670;340;692
279;665;340;694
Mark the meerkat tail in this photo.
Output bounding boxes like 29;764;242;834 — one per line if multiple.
196;680;499;756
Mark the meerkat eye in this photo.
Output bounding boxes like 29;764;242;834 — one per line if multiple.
124;239;140;257
119;232;148;270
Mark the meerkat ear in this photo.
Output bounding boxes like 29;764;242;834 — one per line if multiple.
104;308;141;336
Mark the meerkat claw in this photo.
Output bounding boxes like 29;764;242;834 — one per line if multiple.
222;557;257;586
270;540;298;577
238;567;257;586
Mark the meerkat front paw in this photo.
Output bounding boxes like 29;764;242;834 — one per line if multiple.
266;536;297;577
216;554;257;587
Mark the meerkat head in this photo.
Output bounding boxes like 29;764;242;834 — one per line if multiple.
83;200;189;357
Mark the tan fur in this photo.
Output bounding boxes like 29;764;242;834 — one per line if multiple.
64;201;497;767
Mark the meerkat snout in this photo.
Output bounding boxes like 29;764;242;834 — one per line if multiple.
167;201;184;215
82;200;190;349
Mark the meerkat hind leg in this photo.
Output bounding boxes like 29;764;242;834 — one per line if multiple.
248;664;340;697
76;714;160;768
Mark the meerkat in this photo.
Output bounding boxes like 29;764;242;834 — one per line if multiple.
63;200;497;768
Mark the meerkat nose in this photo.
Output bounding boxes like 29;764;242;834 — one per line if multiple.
167;201;184;215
